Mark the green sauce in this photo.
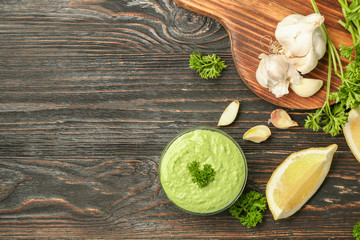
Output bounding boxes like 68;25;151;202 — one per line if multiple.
160;128;247;214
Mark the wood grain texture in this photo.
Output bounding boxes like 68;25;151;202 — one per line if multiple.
0;0;359;239
173;0;352;109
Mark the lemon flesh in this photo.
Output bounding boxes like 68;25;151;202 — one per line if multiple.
266;144;337;220
344;109;360;163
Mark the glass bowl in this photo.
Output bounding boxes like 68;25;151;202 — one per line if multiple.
159;126;248;215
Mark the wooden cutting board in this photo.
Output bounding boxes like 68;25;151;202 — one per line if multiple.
173;0;352;109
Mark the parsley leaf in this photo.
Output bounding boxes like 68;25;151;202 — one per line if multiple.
346;0;360;22
340;44;355;60
354;221;360;240
322;103;348;136
188;161;215;188
189;51;227;79
304;108;322;132
229;190;267;228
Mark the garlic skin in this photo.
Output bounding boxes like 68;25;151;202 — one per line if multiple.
290;78;323;97
256;53;301;98
275;13;326;74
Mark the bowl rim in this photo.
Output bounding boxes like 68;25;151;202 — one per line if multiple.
159;126;248;215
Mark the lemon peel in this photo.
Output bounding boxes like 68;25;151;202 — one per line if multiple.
343;108;360;163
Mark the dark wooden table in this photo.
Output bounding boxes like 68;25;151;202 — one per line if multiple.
1;0;359;239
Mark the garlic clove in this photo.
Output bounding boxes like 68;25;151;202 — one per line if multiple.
291;48;318;74
217;100;240;126
290;78;323;97
243;125;271;143
270;81;290;98
270;109;298;129
286;63;302;85
285;24;326;75
282;26;326;74
256;54;270;88
312;26;327;59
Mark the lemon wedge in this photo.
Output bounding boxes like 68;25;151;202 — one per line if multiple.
266;144;337;220
343;108;360;163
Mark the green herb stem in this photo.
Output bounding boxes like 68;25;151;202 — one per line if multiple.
326;48;333;104
305;0;360;136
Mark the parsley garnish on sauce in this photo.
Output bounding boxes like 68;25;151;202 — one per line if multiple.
188;161;215;188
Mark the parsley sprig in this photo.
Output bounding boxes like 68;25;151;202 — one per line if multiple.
305;0;360;136
188;161;215;188
189;51;227;79
354;221;360;240
333;0;360;110
229;190;267;228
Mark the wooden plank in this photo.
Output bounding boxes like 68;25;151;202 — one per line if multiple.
0;0;359;239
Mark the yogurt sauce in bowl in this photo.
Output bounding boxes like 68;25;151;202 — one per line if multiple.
159;127;248;215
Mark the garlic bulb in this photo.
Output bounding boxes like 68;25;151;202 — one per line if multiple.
275;13;326;74
256;53;301;98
